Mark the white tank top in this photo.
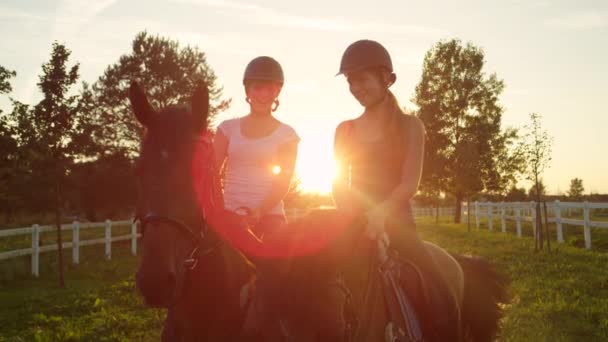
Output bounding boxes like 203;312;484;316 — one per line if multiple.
217;118;300;216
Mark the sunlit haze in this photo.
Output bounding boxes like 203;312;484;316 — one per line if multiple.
1;0;607;194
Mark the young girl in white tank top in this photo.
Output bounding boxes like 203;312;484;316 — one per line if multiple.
213;56;299;238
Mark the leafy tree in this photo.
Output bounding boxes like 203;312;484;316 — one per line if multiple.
11;42;88;286
505;185;528;201
0;66;16;94
89;31;230;157
414;39;520;223
0;66;21;222
528;179;546;199
567;178;584;200
69;153;137;221
517;113;553;251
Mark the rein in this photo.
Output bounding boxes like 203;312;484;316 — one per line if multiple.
137;213;223;266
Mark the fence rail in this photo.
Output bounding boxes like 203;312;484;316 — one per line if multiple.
465;201;608;249
0;220;139;276
5;202;602;278
1;207;457;277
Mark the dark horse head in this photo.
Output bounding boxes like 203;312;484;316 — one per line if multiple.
130;81;254;340
131;81;211;307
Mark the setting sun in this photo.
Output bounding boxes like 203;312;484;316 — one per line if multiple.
295;139;337;194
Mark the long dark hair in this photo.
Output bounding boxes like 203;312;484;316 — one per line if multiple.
383;89;408;162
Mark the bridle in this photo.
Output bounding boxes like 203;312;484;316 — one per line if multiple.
135;135;224;306
136;212;222;270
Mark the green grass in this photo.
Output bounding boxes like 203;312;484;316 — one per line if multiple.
471;215;608;252
1;217;607;341
0;244;164;342
417;217;608;342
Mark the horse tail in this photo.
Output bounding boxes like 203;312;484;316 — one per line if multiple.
452;254;510;342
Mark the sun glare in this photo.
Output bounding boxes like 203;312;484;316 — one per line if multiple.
295;141;337;194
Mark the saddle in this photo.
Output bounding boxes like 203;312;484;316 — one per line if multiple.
378;251;428;342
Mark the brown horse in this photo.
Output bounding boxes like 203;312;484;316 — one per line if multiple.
130;81;255;341
217;208;510;341
129;81;508;341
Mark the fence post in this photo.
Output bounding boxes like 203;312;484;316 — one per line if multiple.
475;202;480;229
555;200;563;243
105;220;112;260
461;203;465;222
530;201;536;237
501;202;506;233
488;203;493;231
131;220;138;256
72;221;80;264
583;201;591;249
31;224;40;277
515;202;522;238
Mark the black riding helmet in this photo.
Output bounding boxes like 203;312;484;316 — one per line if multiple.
337;39;394;76
243;56;284;85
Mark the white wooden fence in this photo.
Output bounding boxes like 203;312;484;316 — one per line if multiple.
286;207;456;220
0;220;139;277
1;207;457;278
465;201;608;249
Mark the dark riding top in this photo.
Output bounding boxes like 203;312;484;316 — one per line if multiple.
341;117;414;224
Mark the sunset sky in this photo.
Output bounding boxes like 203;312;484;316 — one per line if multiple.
1;0;606;194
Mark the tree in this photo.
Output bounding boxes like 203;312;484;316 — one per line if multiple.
567;178;584;200
0;66;22;222
505;185;528;201
89;31;230;157
69;153;137;221
414;39;520;223
527;180;546;199
11;42;87;286
0;65;17;94
517;113;553;251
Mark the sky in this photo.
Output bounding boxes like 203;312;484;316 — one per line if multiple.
1;0;607;194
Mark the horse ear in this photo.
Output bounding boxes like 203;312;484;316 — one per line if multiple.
129;81;155;127
191;81;209;132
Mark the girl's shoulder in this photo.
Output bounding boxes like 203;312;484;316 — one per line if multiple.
276;121;300;143
398;113;425;136
217;117;241;136
335;119;356;135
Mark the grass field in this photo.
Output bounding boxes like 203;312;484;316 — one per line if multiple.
0;243;164;341
1;217;607;341
469;212;608;251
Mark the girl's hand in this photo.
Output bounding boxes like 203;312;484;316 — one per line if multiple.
246;207;262;226
365;207;387;239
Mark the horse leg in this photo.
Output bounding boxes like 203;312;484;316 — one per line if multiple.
313;278;348;342
161;308;179;342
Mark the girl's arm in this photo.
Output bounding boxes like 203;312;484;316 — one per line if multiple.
369;115;425;225
213;128;229;173
254;139;299;218
332;121;353;211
